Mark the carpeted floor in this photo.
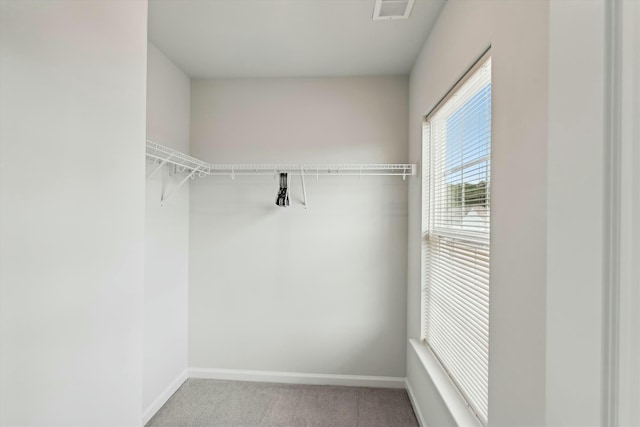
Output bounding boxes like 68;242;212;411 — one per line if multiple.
146;379;419;427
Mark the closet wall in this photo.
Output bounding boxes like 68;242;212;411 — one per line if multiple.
144;43;190;421
406;1;549;425
0;1;147;425
406;1;623;425
188;77;410;378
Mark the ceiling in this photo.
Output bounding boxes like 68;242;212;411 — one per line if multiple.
148;0;446;78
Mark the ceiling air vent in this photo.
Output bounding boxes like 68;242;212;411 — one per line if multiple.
372;0;415;20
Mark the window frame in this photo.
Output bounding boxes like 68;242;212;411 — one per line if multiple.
420;49;492;426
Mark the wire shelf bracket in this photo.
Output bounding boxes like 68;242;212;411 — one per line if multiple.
300;166;308;209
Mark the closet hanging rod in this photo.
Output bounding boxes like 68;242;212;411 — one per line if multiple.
145;140;416;177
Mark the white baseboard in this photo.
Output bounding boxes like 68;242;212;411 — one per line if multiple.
142;369;188;426
405;378;427;427
188;367;405;389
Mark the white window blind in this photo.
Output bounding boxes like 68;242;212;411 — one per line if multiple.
422;56;491;424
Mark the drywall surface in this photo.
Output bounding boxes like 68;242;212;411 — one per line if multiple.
618;1;640;424
189;77;409;377
546;1;606;425
407;0;549;425
144;43;190;417
0;1;147;426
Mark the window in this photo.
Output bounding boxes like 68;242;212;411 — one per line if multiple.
422;55;491;424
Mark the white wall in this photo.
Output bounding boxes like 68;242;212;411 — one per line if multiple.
546;1;606;424
188;77;409;378
143;43;190;421
408;2;638;426
618;1;640;425
546;2;640;424
0;1;147;426
406;1;549;425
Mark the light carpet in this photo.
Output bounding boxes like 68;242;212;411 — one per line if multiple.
146;378;419;427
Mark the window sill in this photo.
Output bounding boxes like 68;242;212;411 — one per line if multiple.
409;339;484;427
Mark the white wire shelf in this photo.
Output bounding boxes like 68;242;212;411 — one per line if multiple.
146;140;415;205
146;141;416;178
208;163;415;177
146;140;210;175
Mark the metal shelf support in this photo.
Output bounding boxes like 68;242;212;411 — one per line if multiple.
160;166;203;205
300;166;308;209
